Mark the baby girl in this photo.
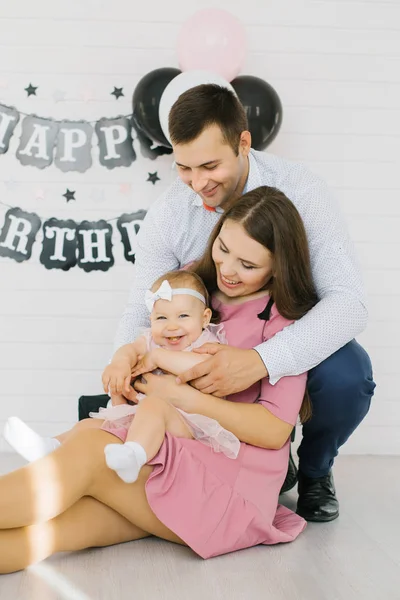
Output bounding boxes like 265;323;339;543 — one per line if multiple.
4;271;239;483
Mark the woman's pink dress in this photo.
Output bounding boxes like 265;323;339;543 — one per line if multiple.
102;294;307;558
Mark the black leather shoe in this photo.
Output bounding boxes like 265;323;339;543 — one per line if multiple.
279;448;298;494
296;471;339;522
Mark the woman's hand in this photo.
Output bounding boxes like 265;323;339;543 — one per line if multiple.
133;373;195;411
130;351;158;378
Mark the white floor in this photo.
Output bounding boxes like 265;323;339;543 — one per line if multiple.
0;454;399;600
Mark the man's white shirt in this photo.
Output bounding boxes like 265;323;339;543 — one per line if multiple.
114;149;367;384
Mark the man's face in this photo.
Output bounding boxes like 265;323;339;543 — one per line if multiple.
172;124;251;209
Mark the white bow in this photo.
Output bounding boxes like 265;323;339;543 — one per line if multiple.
144;280;172;312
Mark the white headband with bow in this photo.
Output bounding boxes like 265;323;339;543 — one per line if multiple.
144;280;206;313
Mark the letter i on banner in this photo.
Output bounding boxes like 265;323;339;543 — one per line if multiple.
0;207;41;261
77;220;114;272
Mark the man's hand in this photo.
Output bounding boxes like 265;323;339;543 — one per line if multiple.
177;344;268;397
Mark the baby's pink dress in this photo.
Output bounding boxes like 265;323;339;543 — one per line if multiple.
101;295;308;558
90;324;241;459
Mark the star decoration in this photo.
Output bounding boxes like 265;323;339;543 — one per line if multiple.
63;189;76;202
111;86;124;100
25;83;38;97
147;172;160;185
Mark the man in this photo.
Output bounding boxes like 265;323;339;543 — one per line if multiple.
115;84;375;522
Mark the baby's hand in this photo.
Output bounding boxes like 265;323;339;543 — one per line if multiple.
110;393;128;406
130;351;158;379
102;360;132;396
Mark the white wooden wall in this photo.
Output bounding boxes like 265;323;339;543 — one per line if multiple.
0;0;399;453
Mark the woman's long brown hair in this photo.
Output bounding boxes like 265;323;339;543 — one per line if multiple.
190;186;318;423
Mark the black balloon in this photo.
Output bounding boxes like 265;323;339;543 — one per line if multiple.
131;116;172;160
132;67;181;147
231;75;283;150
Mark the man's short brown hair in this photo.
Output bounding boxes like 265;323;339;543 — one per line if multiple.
168;84;248;155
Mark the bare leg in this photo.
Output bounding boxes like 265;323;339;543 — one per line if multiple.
3;417;105;462
0;496;150;574
104;396;193;483
55;417;105;443
0;427;185;549
126;395;192;461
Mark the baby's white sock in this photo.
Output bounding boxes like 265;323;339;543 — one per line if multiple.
104;441;147;484
3;416;61;462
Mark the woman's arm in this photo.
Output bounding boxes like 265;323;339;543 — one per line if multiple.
176;385;293;450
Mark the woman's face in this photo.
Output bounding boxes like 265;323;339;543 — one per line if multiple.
212;220;274;298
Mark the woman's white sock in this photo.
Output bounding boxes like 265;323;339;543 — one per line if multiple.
104;441;147;483
3;416;61;462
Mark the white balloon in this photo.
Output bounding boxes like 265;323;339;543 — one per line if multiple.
159;70;236;144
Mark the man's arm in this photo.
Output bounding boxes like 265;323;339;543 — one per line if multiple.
255;179;367;384
113;198;179;352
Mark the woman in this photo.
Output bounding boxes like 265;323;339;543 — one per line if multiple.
0;186;317;573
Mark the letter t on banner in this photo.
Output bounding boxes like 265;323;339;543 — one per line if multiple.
40;218;77;270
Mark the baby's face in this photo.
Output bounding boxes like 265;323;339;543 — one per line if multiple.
150;294;210;350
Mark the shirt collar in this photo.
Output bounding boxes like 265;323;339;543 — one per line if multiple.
243;150;263;194
191;149;262;213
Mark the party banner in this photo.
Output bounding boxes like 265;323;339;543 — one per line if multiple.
0;103;172;172
0;206;146;272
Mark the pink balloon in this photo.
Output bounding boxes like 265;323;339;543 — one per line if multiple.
177;9;247;83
